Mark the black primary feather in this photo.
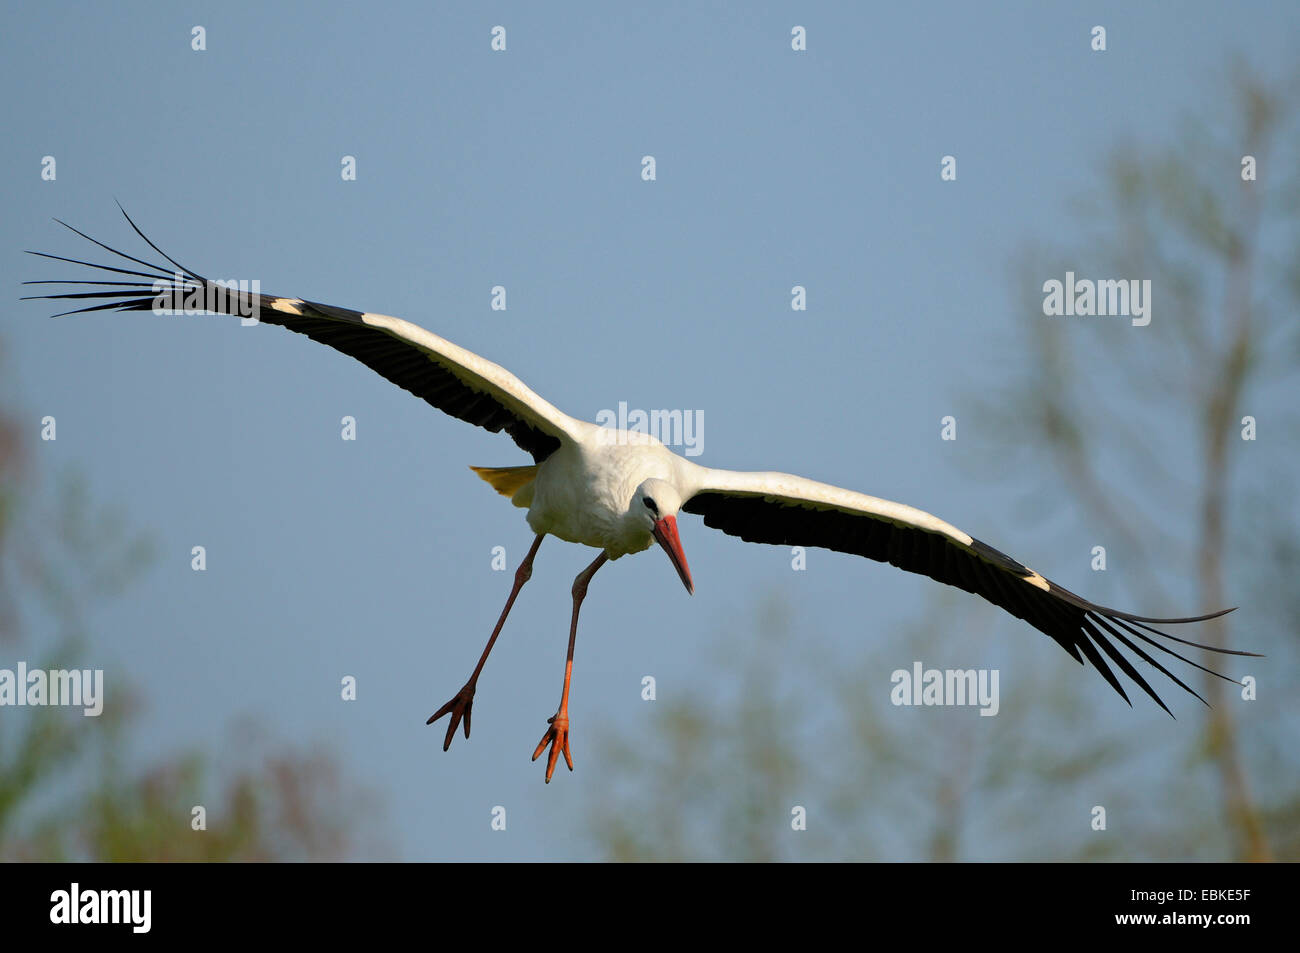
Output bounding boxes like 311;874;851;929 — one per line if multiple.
24;208;561;462
682;490;1257;715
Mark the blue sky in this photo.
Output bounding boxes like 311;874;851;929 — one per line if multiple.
3;2;1296;860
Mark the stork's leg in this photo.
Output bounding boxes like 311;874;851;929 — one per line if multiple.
427;533;544;750
532;551;608;783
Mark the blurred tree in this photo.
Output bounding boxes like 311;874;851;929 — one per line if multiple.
582;65;1299;862
981;65;1299;862
0;350;386;862
585;591;1141;862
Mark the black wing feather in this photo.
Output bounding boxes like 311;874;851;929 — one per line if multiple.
24;211;561;461
682;490;1255;713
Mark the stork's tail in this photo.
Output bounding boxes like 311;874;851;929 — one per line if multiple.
470;465;538;505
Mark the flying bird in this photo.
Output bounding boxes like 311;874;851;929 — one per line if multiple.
25;208;1256;783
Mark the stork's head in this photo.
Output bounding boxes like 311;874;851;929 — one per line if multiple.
633;478;693;595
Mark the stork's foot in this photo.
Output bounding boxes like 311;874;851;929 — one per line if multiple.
531;711;573;783
426;683;476;751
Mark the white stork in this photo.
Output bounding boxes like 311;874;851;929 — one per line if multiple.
26;209;1255;783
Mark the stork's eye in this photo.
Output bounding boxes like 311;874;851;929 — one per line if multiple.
644;497;659;515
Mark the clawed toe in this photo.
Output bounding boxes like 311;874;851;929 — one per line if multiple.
531;712;573;783
427;685;475;751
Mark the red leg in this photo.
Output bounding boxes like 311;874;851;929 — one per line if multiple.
427;534;544;750
533;551;608;782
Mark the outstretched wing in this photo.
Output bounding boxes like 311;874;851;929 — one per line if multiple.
681;465;1255;714
24;207;584;462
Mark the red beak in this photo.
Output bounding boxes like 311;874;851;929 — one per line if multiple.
652;515;694;594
